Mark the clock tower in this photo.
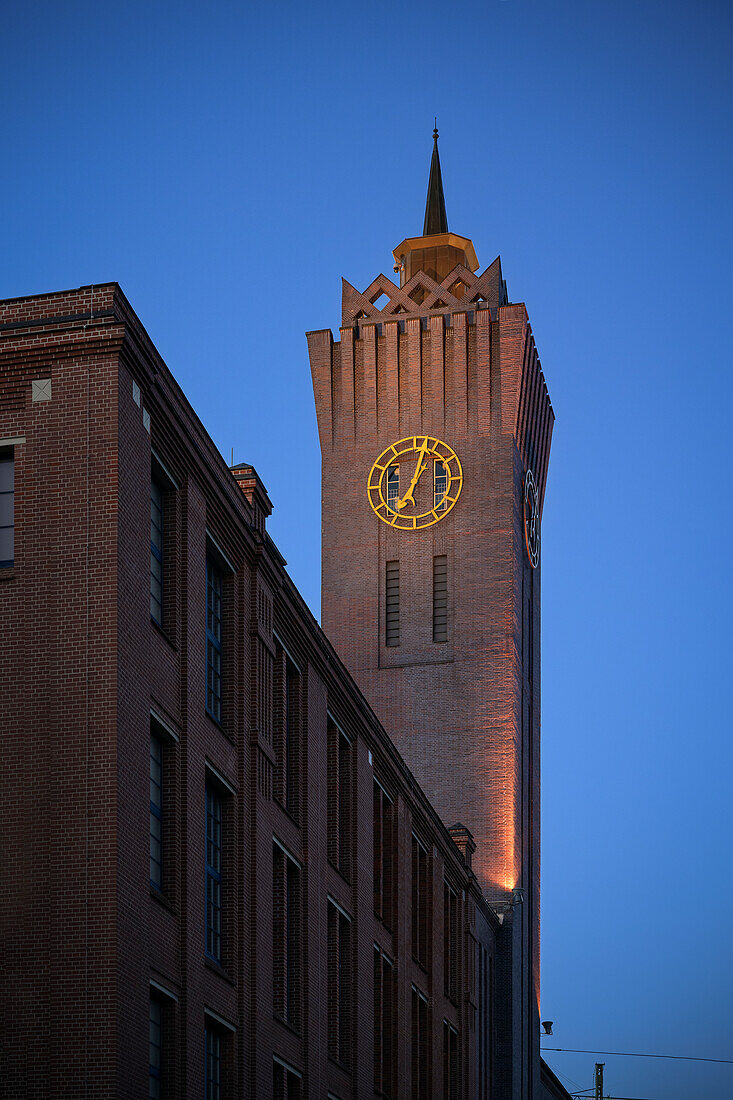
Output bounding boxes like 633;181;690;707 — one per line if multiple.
307;131;553;1098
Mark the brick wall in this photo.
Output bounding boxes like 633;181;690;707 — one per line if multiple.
308;261;554;1098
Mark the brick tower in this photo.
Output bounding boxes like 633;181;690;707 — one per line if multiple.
307;131;554;1097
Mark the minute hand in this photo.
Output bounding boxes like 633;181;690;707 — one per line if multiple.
396;440;429;510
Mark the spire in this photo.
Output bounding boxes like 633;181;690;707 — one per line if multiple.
423;122;448;236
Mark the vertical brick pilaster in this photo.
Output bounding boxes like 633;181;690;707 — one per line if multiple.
476;308;491;435
425;314;445;436
359;323;378;442
382;321;400;441
306;329;334;449
402;318;422;434
336;327;355;445
447;311;468;437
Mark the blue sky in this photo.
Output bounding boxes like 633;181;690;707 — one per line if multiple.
3;1;732;1096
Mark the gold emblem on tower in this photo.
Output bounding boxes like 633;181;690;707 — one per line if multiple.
367;436;463;530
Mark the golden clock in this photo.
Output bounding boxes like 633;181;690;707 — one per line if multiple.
367;436;463;530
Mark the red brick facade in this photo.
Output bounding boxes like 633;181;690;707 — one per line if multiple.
0;284;522;1099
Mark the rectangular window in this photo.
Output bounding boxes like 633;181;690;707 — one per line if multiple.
0;447;14;568
206;558;223;723
478;945;492;1100
386;465;399;511
273;842;301;1029
442;1021;459;1100
285;660;299;816
411;834;429;969
385;561;399;647
327;899;352;1067
149;986;176;1099
205;1025;221;1100
327;717;352;880
434;460;448;512
433;555;448;643
374;945;395;1097
275;647;300;820
150;477;163;623
411;986;429;1099
273;1057;303;1100
373;778;395;930
444;881;458;1002
149;996;162;1100
150;733;163;890
206;785;223;963
150;714;177;900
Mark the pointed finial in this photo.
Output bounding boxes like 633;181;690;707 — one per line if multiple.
423;123;448;236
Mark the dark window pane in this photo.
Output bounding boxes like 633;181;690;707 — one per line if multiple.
206;786;223;962
0;457;14;491
150;478;163;623
205;1026;221;1100
149;998;161;1100
206;558;223;722
150;735;163;889
0;526;13;565
387;465;399;510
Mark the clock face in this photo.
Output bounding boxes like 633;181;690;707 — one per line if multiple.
367;436;463;530
523;469;540;568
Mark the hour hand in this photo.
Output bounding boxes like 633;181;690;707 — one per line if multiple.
396;466;426;509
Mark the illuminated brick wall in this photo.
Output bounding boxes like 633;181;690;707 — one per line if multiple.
309;255;554;1098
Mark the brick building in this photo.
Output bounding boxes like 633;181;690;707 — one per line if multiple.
0;137;567;1100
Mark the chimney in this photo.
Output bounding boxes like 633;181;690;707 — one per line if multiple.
231;463;273;534
448;823;476;869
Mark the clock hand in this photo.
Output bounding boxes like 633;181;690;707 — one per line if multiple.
396;439;429;510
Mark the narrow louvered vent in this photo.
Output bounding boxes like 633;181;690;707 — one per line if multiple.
433;555;448;642
386;561;399;647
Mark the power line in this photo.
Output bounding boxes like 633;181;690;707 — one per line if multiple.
542;1047;733;1066
571;1095;661;1100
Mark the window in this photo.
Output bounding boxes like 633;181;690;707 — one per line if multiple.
433;555;448;643
206;557;223;723
150;733;163;891
205;1024;222;1100
444;881;458;1002
275;646;300;820
478;945;492;1100
411;986;429;1099
150;458;177;636
374;945;395;1097
411;834;430;968
149;714;177;900
149;996;162;1100
150;477;164;623
385;561;399;647
386;465;399;511
434;460;448;512
149;987;177;1099
373;778;395;930
0;447;14;567
442;1021;459;1100
273;841;301;1029
273;1057;302;1100
206;785;223;963
327;717;352;879
327;899;352;1067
